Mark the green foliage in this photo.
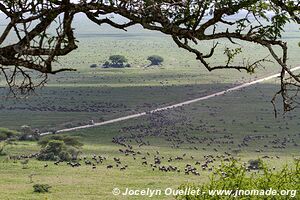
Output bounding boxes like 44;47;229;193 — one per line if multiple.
20;125;32;134
109;55;127;65
37;140;64;161
177;161;300;200
224;48;242;65
102;55;130;68
58;150;71;161
33;184;51;193
18;125;39;141
0;128;19;141
66;146;82;160
147;55;164;66
38;135;83;147
18;133;39;141
37;136;82;161
103;61;110;67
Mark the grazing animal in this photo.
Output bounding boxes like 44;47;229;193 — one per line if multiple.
107;165;113;169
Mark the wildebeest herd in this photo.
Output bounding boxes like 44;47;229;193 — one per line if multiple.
3;85;300;178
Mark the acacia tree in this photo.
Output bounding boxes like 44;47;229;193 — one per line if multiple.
147;55;164;66
0;0;299;115
109;55;128;67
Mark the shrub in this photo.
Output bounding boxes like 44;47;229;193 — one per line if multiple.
147;55;164;66
37;140;64;161
62;136;83;147
67;146;82;160
38;135;83;147
21;125;33;134
37;136;82;161
0;127;19;141
37;151;56;161
19;125;38;141
177;160;300;200
58;151;71;161
33;184;51;193
20;131;40;141
90;64;98;68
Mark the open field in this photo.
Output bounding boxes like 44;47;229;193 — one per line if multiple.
0;20;300;200
1;83;300;199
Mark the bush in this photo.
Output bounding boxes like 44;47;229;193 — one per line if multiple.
67;146;82;160
177;160;300;200
90;64;98;68
19;125;39;141
33;184;51;193
62;136;83;147
58;151;72;161
147;55;164;66
21;125;33;134
37;140;64;161
0;127;19;141
38;135;83;147
37;136;82;161
37;151;56;161
19;132;40;141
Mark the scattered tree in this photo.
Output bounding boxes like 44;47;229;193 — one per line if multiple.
109;55;127;65
37;136;82;161
102;55;130;68
37;140;64;161
147;55;164;66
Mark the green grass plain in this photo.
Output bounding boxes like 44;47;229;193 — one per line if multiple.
0;21;300;200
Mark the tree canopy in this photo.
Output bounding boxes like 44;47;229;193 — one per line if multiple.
0;0;299;114
102;55;130;68
147;55;164;66
109;55;127;64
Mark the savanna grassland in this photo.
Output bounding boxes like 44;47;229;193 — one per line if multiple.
0;19;300;200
